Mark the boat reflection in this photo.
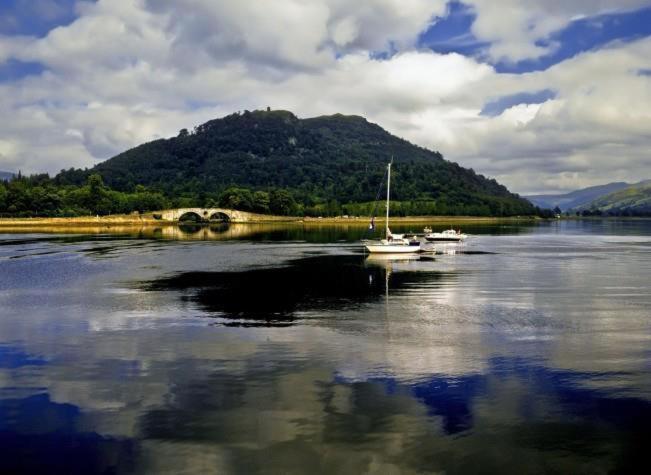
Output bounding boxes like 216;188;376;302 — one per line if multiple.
436;242;461;255
364;253;424;264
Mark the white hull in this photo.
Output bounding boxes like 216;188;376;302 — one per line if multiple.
424;230;467;242
365;243;421;253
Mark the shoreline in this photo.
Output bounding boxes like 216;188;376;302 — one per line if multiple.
0;214;540;228
3;215;648;229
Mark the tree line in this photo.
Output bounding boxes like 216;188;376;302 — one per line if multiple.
0;174;302;217
1;173;554;218
0;173;168;217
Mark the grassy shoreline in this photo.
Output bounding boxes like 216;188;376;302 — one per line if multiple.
0;214;540;228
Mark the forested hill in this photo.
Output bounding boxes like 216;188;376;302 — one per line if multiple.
55;109;536;216
525;182;631;211
571;180;651;216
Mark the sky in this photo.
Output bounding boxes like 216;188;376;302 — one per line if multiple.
0;0;650;194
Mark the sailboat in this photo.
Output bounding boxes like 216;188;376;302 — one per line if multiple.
364;160;421;254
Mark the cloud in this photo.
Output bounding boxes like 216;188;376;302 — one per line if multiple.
465;0;651;62
0;0;649;193
145;0;446;70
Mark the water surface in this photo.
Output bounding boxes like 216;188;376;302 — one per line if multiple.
1;220;650;473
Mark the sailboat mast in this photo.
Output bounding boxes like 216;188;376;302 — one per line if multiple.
386;159;392;239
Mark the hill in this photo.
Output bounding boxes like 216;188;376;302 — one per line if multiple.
571;180;651;216
525;182;631;211
0;171;14;181
55;110;535;216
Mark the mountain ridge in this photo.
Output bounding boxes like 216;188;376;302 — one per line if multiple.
525;182;632;211
571;180;651;215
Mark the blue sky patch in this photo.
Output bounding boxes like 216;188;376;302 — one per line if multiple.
0;0;90;38
496;6;651;73
418;1;488;58
481;89;556;117
0;59;46;82
419;2;651;74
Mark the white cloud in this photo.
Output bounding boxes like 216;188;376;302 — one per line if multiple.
466;0;651;62
144;0;446;71
0;0;650;194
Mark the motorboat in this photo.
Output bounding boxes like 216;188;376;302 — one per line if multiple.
364;160;421;254
424;228;468;242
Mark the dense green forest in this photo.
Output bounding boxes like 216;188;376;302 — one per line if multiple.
1;109;544;217
0;173;168;217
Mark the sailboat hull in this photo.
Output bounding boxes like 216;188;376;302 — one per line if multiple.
365;244;421;253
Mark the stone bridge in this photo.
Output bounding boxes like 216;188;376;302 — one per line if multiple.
155;208;300;223
157;208;247;222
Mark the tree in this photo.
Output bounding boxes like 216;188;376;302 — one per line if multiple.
326;199;341;216
128;190;168;213
0;182;6;212
86;174;112;215
218;187;254;211
269;189;296;215
252;191;270;213
88;173;104;195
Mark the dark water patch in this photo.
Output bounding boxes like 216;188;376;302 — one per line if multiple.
8;250;60;259
426;249;497;255
410;374;486;434
81;243;147;258
457;250;496;255
0;238;55;247
215;320;296;328
141;254;455;323
0;394;136;475
178;223;231;234
79;240;170;259
3;237;159;260
0;346;48;369
0;235;131;246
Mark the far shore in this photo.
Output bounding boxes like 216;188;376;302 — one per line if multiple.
0;214;542;228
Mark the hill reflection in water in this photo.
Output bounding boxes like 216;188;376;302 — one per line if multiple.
142;254;455;326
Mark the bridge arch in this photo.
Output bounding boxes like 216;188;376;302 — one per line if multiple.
209;211;230;222
157;208;252;222
178;211;204;222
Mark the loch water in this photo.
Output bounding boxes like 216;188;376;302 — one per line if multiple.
1;220;650;474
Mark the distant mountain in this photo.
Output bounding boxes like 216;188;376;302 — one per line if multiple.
0;171;14;181
572;180;651;215
525;182;632;211
56;109;536;216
